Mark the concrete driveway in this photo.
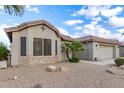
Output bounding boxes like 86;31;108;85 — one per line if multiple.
80;59;115;66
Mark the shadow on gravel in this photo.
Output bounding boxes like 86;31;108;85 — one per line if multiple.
33;84;42;88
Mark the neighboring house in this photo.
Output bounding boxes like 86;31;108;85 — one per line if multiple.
119;42;124;57
77;35;120;61
5;20;74;66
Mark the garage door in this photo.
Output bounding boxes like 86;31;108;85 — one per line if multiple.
99;45;113;60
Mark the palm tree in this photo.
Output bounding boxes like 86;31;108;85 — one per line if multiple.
70;41;84;58
62;42;72;61
3;5;25;16
62;41;84;62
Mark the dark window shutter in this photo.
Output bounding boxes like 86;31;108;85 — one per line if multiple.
44;39;51;56
20;37;26;56
33;38;42;56
55;40;57;55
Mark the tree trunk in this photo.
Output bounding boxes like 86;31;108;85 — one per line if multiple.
72;50;76;57
66;49;70;61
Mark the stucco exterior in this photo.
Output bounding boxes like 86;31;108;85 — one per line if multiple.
79;42;93;60
78;35;120;61
5;20;121;65
119;46;124;57
5;20;74;66
10;25;63;65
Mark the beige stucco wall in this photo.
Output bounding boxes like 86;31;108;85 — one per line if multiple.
11;32;20;66
93;42;119;60
119;46;124;57
11;25;63;66
79;41;119;61
79;42;93;60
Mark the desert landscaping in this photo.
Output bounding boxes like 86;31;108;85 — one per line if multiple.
1;62;124;88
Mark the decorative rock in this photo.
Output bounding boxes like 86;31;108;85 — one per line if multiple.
8;76;18;80
106;68;118;74
60;67;69;72
120;65;124;70
0;61;7;69
33;84;42;88
47;65;57;72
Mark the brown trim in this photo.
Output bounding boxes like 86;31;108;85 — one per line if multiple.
4;20;74;42
99;43;116;47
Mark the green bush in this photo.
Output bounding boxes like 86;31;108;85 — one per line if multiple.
0;42;10;61
69;57;80;63
115;58;124;66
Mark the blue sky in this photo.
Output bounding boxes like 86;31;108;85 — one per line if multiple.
0;5;124;46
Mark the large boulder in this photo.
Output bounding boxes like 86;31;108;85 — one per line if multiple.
0;61;7;69
47;65;57;72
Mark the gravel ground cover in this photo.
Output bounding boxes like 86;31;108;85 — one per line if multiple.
0;62;124;88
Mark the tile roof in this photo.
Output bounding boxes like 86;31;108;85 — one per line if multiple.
4;20;74;42
77;35;120;45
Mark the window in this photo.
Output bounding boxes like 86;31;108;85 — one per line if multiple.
44;39;51;56
20;37;26;56
33;38;42;56
55;40;57;55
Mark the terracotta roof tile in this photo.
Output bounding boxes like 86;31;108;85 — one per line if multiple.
4;20;74;42
77;35;120;45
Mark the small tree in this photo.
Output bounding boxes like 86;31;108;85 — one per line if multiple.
62;41;84;63
70;41;84;58
62;42;71;61
0;42;10;61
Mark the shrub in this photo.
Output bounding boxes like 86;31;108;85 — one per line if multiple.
69;57;80;63
0;42;10;61
115;57;124;66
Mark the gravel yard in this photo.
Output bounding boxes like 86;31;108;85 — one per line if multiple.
0;62;124;88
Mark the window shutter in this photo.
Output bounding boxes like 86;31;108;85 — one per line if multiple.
44;39;51;56
55;40;57;55
20;37;26;56
33;38;42;56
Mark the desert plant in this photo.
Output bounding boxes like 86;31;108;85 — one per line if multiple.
0;42;10;61
3;5;25;16
69;56;80;63
115;57;124;66
62;42;72;61
62;41;84;63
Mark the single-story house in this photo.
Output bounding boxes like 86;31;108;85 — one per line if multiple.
4;19;122;66
5;20;74;66
119;42;124;57
77;35;120;61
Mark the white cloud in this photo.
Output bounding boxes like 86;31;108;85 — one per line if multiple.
64;20;83;26
0;5;4;10
108;16;124;27
74;26;82;30
0;24;12;46
117;29;124;34
72;5;123;18
57;27;71;36
57;27;84;38
72;6;107;17
91;17;102;25
26;5;39;13
81;22;124;41
101;7;123;17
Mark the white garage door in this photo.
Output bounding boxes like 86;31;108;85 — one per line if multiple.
99;45;113;60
